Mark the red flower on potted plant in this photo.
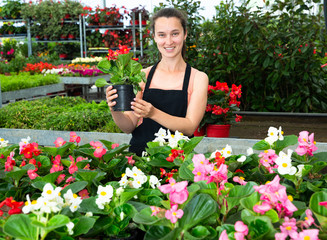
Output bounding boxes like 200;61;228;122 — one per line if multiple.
198;81;242;137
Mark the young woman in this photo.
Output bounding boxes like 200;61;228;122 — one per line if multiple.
106;8;208;156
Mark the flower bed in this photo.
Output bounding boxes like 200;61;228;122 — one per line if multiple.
0;126;326;239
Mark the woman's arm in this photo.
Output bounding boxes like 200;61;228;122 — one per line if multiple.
131;70;209;136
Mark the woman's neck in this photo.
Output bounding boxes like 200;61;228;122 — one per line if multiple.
158;56;186;73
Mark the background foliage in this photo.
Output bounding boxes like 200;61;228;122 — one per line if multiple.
0;96;122;133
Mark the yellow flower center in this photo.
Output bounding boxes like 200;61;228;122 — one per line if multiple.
73;194;78;198
25;201;29;206
240;177;245;180
172;212;177;216
288;195;293;201
0;138;4;141
264;150;268;153
133;173;137;177
47;190;52;195
305;217;308;220
270;132;274;136
282;163;288;168
227;151;231;154
197;172;201;176
200;161;204;164
304;236;310;240
122;173;125;177
286;226;292;230
32;200;37;205
100;191;106;196
266;181;271;184
281;131;284;135
314;141;316;145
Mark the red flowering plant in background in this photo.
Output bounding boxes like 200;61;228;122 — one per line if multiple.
200;81;242;128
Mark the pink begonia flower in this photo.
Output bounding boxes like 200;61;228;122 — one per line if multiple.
79;189;90;199
27;169;39;180
280;217;298;239
158;178;188;194
295;131;318;156
218;230;229;240
68;156;78;174
158;178;189;204
76;156;87;162
235;221;248;235
126;156;135;166
54;137;66;147
275;232;288;240
297;229;319;240
192;154;210;168
111;143;119;149
233;176;247;185
169;188;188;204
150;206;161;216
302;209;315;228
4;153;16;172
50;155;63;173
258;149;278;167
207;163;228;184
69;131;81;143
56;174;66;184
66;176;75;183
319;201;327;209
165;204;183;223
192;164;210;182
253;201;272;214
234;232;246;240
90;141;107;158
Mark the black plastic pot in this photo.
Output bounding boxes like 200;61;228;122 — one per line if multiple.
112;84;135;111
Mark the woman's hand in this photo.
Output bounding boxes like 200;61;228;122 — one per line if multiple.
105;85;118;110
131;98;155;118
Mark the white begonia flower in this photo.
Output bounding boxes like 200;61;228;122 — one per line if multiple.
95;197;107;209
277;126;284;141
221;144;233;158
66;222;74;235
97;185;113;201
153;128;167;146
0;137;9;148
119;174;129;188
42;183;62;201
149;175;161;189
131;174;147;189
275;150;296;175
22;195;36;214
64;189;82;212
21;136;31;145
126;166;144;179
69;198;82;212
295;164;305;178
116;187;124;196
37;197;61;213
237;155;247;163
247;147;254;156
85;212;93;217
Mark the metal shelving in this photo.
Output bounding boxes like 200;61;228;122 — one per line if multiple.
82;12;146;58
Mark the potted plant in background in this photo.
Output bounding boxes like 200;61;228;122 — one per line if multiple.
196;81;242;137
54;43;70;60
95;45;146;111
129;5;149;25
0;0;24;19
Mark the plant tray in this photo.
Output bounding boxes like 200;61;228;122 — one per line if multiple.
60;74;110;85
1;83;65;103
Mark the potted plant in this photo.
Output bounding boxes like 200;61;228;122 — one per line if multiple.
197;81;242;137
129;5;149;25
0;0;24;19
67;23;79;40
95;45;146;111
54;43;70;60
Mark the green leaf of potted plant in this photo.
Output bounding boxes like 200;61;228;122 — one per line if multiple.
95;45;146;111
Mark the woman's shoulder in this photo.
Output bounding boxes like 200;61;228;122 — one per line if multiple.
191;67;208;83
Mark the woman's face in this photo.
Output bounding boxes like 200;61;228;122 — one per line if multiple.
153;17;187;59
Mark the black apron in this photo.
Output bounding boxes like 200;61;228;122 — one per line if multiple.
129;62;191;156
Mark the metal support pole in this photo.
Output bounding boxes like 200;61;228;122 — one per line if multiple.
27;18;32;57
324;0;327;30
132;12;136;57
79;15;83;58
0;80;2;108
139;12;143;57
83;15;87;57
